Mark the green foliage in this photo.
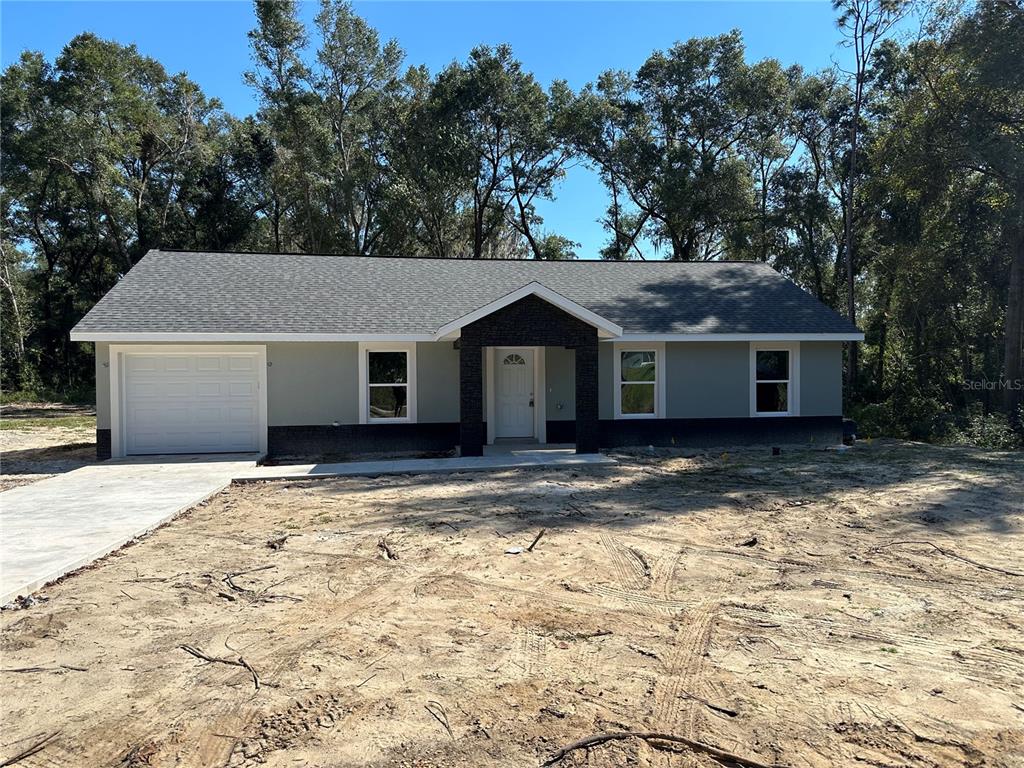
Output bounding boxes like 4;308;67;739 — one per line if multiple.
1;34;259;392
566;32;772;260
851;395;948;441
1;0;1021;450
941;404;1024;451
0;385;95;406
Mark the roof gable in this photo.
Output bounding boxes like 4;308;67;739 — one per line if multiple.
434;282;623;340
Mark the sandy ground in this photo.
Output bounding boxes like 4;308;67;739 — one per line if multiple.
0;403;97;491
1;440;1022;767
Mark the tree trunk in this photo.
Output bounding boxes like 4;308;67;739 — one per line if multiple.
876;271;896;398
1002;192;1024;419
0;249;26;361
473;200;484;259
845;95;860;399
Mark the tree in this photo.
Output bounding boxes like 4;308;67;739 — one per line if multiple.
833;0;909;392
738;61;800;264
901;0;1024;417
571;33;790;261
385;65;475;258
1;35;254;391
430;44;572;259
314;0;404;254
246;0;324;252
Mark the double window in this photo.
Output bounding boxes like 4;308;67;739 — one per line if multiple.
614;343;663;418
359;343;416;423
751;343;798;416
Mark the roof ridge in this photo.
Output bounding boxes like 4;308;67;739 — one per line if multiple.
151;248;768;266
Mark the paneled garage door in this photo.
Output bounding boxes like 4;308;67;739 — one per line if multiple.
123;351;261;455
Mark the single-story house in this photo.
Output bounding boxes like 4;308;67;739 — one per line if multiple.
70;249;863;459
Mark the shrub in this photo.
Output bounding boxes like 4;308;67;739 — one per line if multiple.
850;402;895;439
851;396;947;441
942;404;1023;450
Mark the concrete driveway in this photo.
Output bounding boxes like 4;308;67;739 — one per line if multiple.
0;455;256;604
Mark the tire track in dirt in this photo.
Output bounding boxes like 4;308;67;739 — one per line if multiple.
597;534;694;622
588;585;690;615
209;569;434;760
724;603;1024;684
570;640;601;683
600;533;654;593
828;700;982;768
642;601;718;768
652;601;717;737
596;536;721;764
509;624;548;678
116;567;433;768
615;530;1022;598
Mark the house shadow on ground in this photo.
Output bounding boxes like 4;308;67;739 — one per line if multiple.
273;439;1023;543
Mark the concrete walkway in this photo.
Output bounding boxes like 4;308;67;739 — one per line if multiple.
0;455;256;604
233;450;616;483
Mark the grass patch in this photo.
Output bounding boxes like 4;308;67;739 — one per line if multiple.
0;415;96;431
1;388;94;405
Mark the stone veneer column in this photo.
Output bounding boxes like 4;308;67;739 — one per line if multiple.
574;333;599;454
459;338;484;456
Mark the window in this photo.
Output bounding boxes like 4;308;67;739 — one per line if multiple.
359;343;416;423
750;343;798;416
503;353;526;366
614;343;663;418
368;351;408;419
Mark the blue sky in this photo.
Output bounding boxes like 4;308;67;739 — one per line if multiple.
2;1;858;258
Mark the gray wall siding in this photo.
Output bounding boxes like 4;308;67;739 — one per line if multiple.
417;341;460;423
545;346;575;421
665;342;751;418
96;342;111;429
267;342;358;426
800;341;843;416
93;338;843;433
268;341;461;425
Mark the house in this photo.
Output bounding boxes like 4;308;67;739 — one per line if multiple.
70;249;863;459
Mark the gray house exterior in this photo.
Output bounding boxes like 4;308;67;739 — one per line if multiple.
71;250;862;459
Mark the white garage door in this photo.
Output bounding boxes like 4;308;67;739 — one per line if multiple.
123;351;261;455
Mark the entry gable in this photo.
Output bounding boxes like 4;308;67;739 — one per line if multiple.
433;282;623;340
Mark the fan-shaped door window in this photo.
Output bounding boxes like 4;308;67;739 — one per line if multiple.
503;353;526;366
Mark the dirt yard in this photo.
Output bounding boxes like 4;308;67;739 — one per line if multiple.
0;402;96;490
1;441;1022;767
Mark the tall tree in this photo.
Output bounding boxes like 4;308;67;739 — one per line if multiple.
734;61;801;263
833;0;908;391
902;0;1024;416
246;0;323;252
314;0;404;254
572;33;791;261
1;35;248;390
431;44;572;259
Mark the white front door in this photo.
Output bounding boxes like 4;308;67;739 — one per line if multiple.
494;348;535;439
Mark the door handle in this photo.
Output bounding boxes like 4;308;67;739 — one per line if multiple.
529;395;535;408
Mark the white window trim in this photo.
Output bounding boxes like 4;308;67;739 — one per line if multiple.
613;341;665;419
750;342;800;417
107;344;268;460
358;341;417;424
485;346;546;444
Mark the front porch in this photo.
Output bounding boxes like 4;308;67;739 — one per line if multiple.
456;294;605;457
481;441;576;456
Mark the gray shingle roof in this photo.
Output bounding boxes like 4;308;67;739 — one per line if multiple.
70;249;861;337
